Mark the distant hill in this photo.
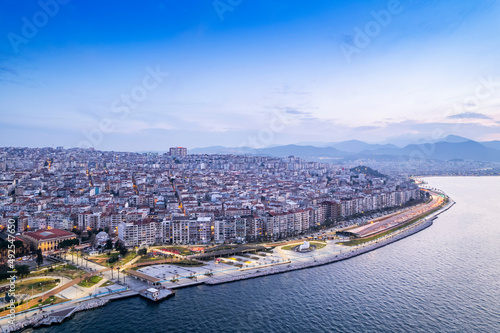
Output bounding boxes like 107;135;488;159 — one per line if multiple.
257;145;345;158
480;140;500;151
189;146;256;155
189;138;500;163
350;166;387;178
369;140;500;162
325;140;398;153
442;134;471;143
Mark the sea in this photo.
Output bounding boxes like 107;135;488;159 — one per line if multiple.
31;177;500;333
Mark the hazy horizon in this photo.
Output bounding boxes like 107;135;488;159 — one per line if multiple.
1;0;500;151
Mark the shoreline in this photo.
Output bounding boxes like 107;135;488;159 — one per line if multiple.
206;198;455;285
2;193;455;332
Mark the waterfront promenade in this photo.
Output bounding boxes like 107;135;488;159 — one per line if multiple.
0;191;454;332
132;192;454;289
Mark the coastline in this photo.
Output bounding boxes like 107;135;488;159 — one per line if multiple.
2;193;455;332
205;197;455;285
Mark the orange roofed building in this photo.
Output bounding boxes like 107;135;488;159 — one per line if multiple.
21;228;76;252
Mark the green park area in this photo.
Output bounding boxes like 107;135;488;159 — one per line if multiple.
92;251;137;266
156;246;193;256
1;278;59;298
137;255;165;264
171;259;204;267
281;241;327;251
77;275;103;288
132;257;204;270
29;296;66;309
31;264;86;280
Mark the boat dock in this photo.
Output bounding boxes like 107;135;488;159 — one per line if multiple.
139;287;175;301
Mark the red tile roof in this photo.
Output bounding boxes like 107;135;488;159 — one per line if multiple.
23;229;75;241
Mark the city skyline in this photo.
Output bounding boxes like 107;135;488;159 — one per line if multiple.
0;2;499;331
1;1;500;150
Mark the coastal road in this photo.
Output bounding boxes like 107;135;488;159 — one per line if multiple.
347;192;443;238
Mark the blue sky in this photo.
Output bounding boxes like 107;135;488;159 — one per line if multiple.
1;0;500;151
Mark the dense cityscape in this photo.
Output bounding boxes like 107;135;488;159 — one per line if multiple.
0;146;421;250
2;0;499;331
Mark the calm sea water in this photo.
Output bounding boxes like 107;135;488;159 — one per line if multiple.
32;177;500;333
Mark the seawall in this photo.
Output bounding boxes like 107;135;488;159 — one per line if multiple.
206;198;455;285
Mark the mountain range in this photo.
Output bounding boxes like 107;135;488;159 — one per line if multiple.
189;135;500;163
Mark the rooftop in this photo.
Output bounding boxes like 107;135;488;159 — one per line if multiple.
23;228;75;241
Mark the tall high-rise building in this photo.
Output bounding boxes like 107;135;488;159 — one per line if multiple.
169;147;187;157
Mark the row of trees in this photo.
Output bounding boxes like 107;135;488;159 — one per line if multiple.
58;238;80;249
0;264;30;280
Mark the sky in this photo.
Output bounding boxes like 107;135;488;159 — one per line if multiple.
1;0;500;151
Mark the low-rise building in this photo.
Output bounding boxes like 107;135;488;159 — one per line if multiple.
21;228;76;252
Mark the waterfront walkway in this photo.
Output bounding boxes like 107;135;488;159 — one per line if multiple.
0;191;455;332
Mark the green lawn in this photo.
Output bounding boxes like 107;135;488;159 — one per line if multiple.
120;251;138;265
138;256;166;263
93;251;137;266
170;259;205;267
78;275;103;288
101;280;115;287
158;246;193;256
92;251;137;266
30;264;86;280
0;278;59;298
281;241;327;251
29;296;65;309
96;252;120;259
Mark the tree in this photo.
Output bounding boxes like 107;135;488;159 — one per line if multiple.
36;249;43;267
58;238;79;249
88;232;96;245
114;240;122;250
15;264;30;277
138;248;147;256
105;239;113;250
119;246;128;257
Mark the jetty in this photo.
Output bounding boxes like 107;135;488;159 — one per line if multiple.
139;288;175;301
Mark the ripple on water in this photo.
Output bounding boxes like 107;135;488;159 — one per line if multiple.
28;177;500;333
